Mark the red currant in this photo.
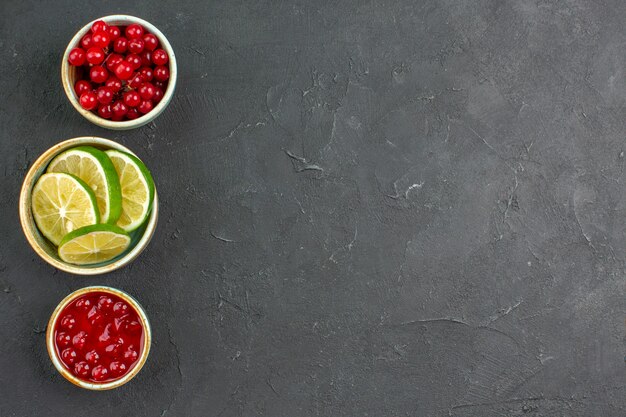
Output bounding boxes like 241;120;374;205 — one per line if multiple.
85;350;100;365
112;301;129;316
140;50;152;67
56;332;71;347
108;25;121;40
91;365;109;381
61;348;78;365
126;108;140;120
60;315;76;330
80;34;92;49
91;31;110;48
68;48;86;66
74;80;92;96
128;38;144;54
74;361;91;378
154;80;166;89
91;20;108;34
139;66;153;82
90;65;109;83
114;62;134;80
105;76;122;92
109;361;127;376
75;298;92;310
153;87;164;103
126;53;142;70
96;86;114;104
86;47;105;65
125;24;144;39
98;103;113;119
151;49;169;66
153;65;170;81
137;100;153;114
123;91;141;107
138;82;155;100
112;101;128;118
113;37;128;53
128;72;144;88
72;331;88;350
105;53;124;71
142;33;158;51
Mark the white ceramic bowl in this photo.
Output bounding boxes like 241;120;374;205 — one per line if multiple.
19;137;158;275
61;15;177;130
46;286;152;390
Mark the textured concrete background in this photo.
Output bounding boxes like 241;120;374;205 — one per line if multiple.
1;0;626;416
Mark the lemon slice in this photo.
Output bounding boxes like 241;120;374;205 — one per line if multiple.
31;173;99;246
58;224;131;265
105;150;155;232
47;146;122;224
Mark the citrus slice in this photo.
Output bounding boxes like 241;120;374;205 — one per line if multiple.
47;146;122;224
105;150;155;232
31;173;99;246
58;224;131;265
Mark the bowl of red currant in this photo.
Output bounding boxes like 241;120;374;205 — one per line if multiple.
61;15;177;130
46;286;151;390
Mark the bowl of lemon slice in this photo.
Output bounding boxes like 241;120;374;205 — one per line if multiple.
19;137;158;275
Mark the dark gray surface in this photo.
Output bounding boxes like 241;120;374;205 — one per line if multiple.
1;0;626;416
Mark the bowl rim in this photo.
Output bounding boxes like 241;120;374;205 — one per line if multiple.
46;286;152;390
61;14;177;130
19;137;158;275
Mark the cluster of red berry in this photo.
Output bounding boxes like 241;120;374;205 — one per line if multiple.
68;20;170;121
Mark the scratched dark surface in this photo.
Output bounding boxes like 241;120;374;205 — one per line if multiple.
1;0;626;416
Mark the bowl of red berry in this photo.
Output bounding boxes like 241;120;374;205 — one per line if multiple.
62;15;177;129
46;286;151;390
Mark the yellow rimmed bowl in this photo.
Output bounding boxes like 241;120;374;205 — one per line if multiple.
46;286;151;390
61;15;177;130
19;137;158;275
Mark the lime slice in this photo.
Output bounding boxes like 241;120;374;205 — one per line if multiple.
58;224;131;265
31;173;99;246
47;146;122;224
105;150;155;232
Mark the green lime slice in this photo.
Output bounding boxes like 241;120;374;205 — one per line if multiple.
31;173;99;246
105;150;155;232
58;224;131;265
47;146;122;224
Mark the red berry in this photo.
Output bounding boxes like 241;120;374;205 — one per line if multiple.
96;86;114;104
75;297;92;310
85;350;100;365
123;91;141;107
91;20;108;34
72;331;88;350
105;53;124;71
91;365;109;381
126;54;142;70
140;51;152;67
68;48;86;66
60;315;76;330
114;62;134;80
139;67;153;82
128;38;144;54
154;80;166;89
153;65;169;81
98;103;112;119
74;80;92;96
138;82;155;100
109;25;121;40
151;49;169;66
143;33;158;51
80;92;98;110
105;76;122;92
91;31;110;48
80;34;92;49
56;332;71;347
123;347;138;362
137;100;153;114
125;24;144;39
126;108;140;120
61;348;78;365
74;361;91;378
90;65;108;83
112;301;129;316
112;101;128;118
86;47;105;65
128;72;144;88
109;361;127;376
87;306;104;326
98;296;114;311
113;37;128;53
153;87;164;103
